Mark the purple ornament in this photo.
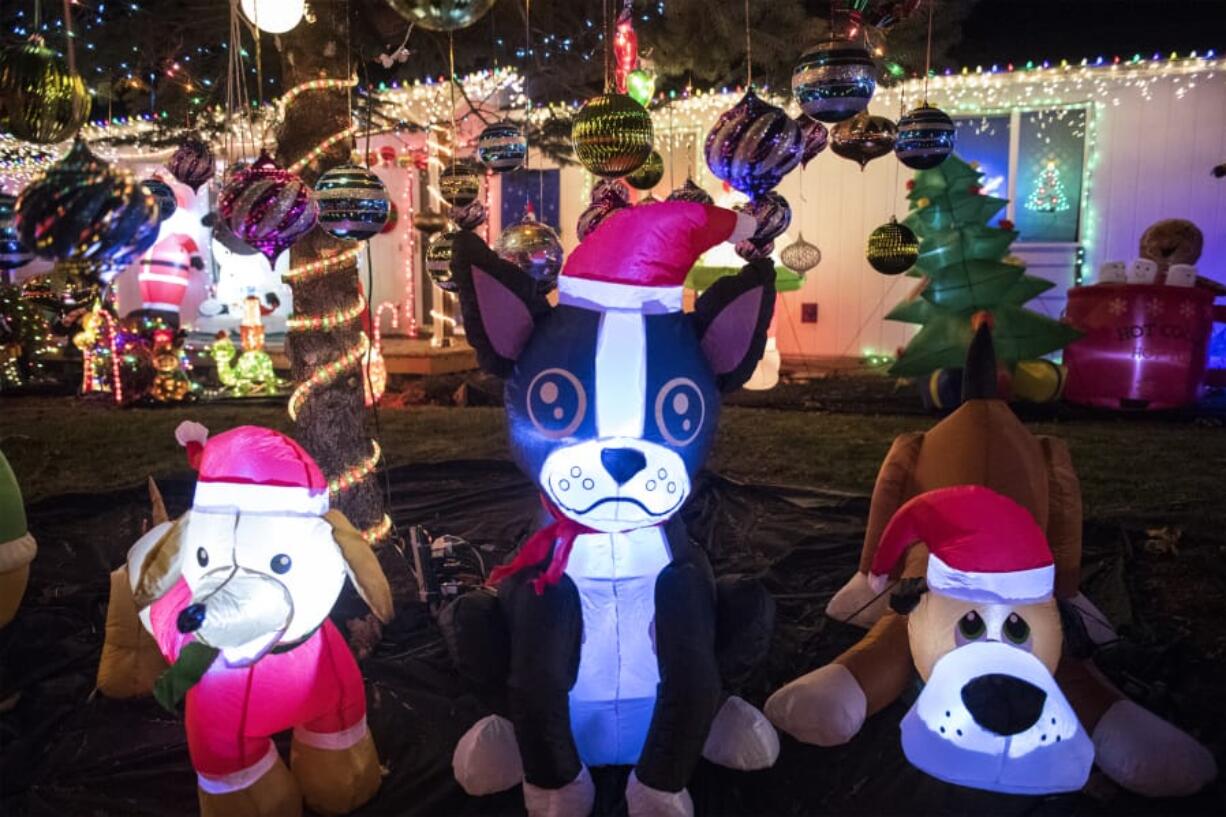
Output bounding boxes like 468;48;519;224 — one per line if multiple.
797;117;829;167
577;200;625;242
167;134;215;192
736;238;774;262
592;178;631;207
218;153;318;264
666;178;714;205
705;89;803;198
736;191;792;252
453;200;487;231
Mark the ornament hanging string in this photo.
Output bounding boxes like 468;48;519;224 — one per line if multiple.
923;0;935;102
60;0;76;76
602;0;611;93
744;0;752;88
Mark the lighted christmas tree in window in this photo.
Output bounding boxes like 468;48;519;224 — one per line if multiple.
1025;160;1070;213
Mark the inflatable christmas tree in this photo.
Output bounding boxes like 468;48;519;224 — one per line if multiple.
887;154;1080;377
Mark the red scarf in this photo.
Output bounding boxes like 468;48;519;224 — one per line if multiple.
489;496;596;595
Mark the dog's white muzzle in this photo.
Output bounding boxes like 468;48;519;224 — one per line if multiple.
187;567;293;666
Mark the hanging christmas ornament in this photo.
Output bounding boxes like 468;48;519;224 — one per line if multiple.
736;239;773;262
15;139;158;270
452;200;487;231
625;150;664;191
495;212;563;293
705;89;803;198
386;0;498;31
0;194;33;272
666;178;714;205
577;179;630;241
141;178;178;223
572;93;654;178
780;233;822;276
314;164;391;241
735;192;792;261
894;103;956;170
0;37;91;144
866;216;918;275
831;112;897;170
167;134;216;192
413;210;449;235
380;200;399;234
212;219;260;257
425;230;461;291
439;160;482;208
791;40;877;123
239;0;306;33
626;69;656;109
797;116;829;167
477;121;527;173
613;2;639;93
218;152;318;264
109;206;162;269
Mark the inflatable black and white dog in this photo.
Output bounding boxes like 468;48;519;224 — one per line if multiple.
442;202;780;817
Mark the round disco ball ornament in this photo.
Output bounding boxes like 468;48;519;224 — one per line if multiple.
425;229;461;291
572;93;654;178
495;213;563;293
705;89;802;198
894;103;956;170
666;178;714;205
477;121;527;173
314;164;391;241
439;161;482;208
866;216;918;275
15;139;159;268
0;37;91;144
141;178;178;223
791;40;878;123
797;116;829;168
413;209;449;235
0;193;34;272
735;192;791;261
218;152;318;264
385;0;498;32
625;150;664;191
167;134;216;192
239;0;305;33
831;112;897;170
452;200;487;231
781;233;821;276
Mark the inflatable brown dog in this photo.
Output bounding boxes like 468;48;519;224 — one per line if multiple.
766;322;1217;797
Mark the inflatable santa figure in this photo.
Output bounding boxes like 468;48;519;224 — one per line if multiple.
137;233;204;328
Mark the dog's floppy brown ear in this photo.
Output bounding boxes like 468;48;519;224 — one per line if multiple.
132;514;190;608
889;577;928;615
325;510;394;624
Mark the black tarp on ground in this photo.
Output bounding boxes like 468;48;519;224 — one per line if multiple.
0;460;1222;816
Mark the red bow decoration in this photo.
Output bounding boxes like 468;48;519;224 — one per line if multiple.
488;496;597;595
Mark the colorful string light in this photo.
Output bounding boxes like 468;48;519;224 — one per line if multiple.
286;330;369;422
286;291;367;332
280;245;365;283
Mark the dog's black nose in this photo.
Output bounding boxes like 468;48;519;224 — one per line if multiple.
600;447;647;485
961;673;1047;736
177;603;207;634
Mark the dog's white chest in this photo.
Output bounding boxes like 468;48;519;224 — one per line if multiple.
564;527;671;765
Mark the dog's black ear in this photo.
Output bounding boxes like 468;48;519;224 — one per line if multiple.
449;231;551;377
889;577;928;615
692;257;776;392
1057;597;1095;659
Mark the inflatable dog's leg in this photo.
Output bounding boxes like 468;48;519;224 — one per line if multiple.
501;573;590;817
191;722;300;817
826;433;923;627
632;556;722;817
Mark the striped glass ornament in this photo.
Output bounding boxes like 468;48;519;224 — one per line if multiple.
141;178;178;223
572;93;654;178
705;89;802;198
895;104;956;170
218;153;317;264
0;193;33;272
792;40;878;124
477;121;528;173
314;165;390;241
167;134;216;192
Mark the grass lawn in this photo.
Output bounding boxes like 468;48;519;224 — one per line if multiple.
1;394;1222;538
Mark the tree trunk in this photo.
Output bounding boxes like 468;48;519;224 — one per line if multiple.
276;5;384;537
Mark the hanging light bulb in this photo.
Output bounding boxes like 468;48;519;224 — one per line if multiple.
240;0;307;35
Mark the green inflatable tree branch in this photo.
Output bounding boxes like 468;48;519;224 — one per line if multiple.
887;154;1081;377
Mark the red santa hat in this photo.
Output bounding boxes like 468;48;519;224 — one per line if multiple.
557;201;756;314
868;485;1055;605
175;421;329;516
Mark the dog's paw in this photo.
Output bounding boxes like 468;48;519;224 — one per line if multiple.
452;714;523;796
523;767;594;817
765;663;866;746
1092;700;1217;797
625;772;693;817
702;695;779;770
825;572;889;628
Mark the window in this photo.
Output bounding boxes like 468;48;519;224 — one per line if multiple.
500;169;561;231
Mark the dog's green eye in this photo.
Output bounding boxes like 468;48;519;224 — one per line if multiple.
1004;613;1031;644
958;610;986;640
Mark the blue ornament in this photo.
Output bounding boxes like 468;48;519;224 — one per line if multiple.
477;121;527;173
792;40;877;123
704;89;802;199
895;104;956;169
141;178;177;222
314;165;391;241
0;193;34;271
